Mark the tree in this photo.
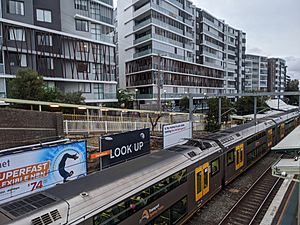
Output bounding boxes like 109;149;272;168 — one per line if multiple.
9;69;44;100
117;89;133;108
179;96;189;112
42;87;63;102
62;92;85;105
205;97;233;132
235;96;267;116
285;79;299;105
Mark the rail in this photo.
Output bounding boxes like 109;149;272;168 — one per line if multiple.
218;166;282;225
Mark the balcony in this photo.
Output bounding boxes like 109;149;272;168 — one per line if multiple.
151;3;184;22
92;34;114;44
153;33;183;48
185;19;193;27
133;19;152;31
203;41;223;51
169;0;183;9
185;32;194;39
133;34;152;45
133;2;151;18
202;17;223;32
152;18;184;35
133;49;152;58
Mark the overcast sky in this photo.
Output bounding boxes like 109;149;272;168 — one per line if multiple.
114;0;300;79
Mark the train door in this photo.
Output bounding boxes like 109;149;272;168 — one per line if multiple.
279;123;285;139
195;163;209;202
235;143;244;170
267;129;273;148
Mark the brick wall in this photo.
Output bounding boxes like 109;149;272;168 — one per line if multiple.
0;108;64;150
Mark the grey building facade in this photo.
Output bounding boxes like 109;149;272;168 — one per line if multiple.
117;0;225;108
0;0;117;103
268;58;287;96
195;9;246;95
244;54;268;92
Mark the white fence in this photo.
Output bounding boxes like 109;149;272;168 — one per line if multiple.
64;120;205;135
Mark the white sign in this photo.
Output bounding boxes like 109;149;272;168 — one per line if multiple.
163;122;192;149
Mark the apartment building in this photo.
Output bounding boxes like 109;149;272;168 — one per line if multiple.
117;0;225;107
0;0;117;103
244;54;268;92
268;58;287;96
195;9;246;95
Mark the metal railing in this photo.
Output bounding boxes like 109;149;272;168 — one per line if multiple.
64;120;206;135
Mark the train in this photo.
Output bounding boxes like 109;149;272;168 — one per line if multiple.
0;110;299;225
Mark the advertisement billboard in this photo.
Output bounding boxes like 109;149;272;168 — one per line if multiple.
163;122;192;149
100;128;150;169
0;141;87;203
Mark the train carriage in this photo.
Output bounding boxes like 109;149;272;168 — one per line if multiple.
0;110;300;225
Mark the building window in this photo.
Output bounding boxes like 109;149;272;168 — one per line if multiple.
75;19;89;32
36;9;52;23
74;0;88;11
78;83;91;93
46;58;54;70
8;0;24;15
9;28;25;41
37;34;53;46
20;54;27;67
77;62;89;73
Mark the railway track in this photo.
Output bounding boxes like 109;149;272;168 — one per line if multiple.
218;167;282;225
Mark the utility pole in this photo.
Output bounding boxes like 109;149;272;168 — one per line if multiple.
218;97;222;125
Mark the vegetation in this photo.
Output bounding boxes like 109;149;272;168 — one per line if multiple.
9;69;44;100
8;69;85;104
285;79;299;105
205;97;233;132
117;89;133;108
179;96;189;112
235;96;267;115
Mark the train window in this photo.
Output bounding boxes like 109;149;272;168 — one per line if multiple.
204;168;209;189
227;150;234;165
171;197;187;224
196;171;202;194
94;169;187;225
211;159;220;176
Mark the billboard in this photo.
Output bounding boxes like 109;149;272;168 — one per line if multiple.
0;141;87;203
99;128;150;169
163;122;192;149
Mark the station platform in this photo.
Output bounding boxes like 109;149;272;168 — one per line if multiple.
261;176;298;225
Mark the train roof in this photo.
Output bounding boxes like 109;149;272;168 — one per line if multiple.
0;143;221;225
203;110;299;148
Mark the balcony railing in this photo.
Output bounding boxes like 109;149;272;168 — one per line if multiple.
134;34;152;45
151;3;184;22
133;18;152;31
153;34;183;48
152;18;184;35
133;49;152;58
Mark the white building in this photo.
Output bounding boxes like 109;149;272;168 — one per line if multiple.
117;0;225;107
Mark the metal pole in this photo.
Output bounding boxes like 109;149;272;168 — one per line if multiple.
87;109;90;135
254;96;257;124
218;97;222;125
189;93;193;122
157;55;162;112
